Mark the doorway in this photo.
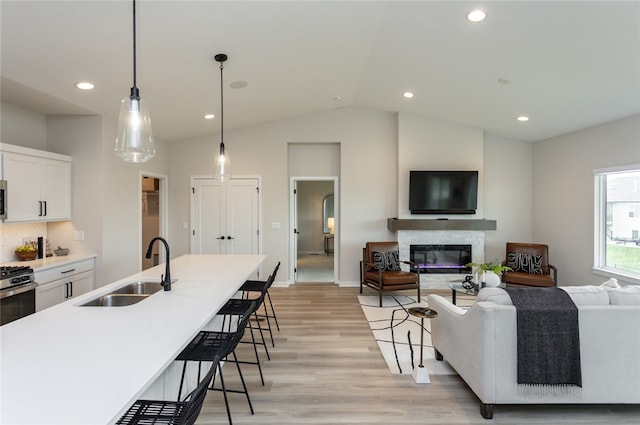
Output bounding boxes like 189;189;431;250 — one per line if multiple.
141;174;168;270
290;177;338;283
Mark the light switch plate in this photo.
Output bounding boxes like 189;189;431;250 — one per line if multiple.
74;230;85;241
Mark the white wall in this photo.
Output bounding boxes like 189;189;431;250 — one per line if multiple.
1;102;47;150
397;112;484;218
533;114;640;285
169;107;399;284
483;134;534;262
7;111;170;287
1;100;537;287
169;106;532;285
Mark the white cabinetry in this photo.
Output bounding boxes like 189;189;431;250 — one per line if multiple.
35;258;94;311
0;143;71;222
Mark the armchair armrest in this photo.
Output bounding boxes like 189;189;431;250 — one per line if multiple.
548;263;558;284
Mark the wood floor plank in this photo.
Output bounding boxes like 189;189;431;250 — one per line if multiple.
196;284;640;424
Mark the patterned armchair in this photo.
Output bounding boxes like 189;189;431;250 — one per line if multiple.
501;242;557;288
360;242;420;307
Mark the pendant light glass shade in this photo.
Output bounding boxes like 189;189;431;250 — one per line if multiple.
114;0;155;163
115;91;155;162
214;143;231;182
214;53;230;181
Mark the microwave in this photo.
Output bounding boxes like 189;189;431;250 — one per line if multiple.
0;180;6;221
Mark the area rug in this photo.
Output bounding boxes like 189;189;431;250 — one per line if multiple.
358;295;456;376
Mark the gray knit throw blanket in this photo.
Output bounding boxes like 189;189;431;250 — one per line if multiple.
505;287;582;396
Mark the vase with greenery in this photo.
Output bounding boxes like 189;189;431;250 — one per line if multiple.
465;261;512;287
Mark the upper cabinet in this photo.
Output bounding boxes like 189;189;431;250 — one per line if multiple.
0;143;71;222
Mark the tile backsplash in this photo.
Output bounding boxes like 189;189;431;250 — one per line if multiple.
0;222;47;262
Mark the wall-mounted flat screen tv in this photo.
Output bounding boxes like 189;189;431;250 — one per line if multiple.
409;170;478;214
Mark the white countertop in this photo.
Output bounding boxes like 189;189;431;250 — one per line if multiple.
1;254;96;271
0;254;265;425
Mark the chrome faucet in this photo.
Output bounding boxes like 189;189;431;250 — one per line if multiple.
145;237;172;291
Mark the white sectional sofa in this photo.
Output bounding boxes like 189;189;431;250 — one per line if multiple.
428;284;640;419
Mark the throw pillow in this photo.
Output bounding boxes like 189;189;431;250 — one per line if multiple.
608;286;640;305
507;252;544;274
599;277;621;289
372;250;401;271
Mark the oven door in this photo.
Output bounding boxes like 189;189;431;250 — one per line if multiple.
0;282;37;326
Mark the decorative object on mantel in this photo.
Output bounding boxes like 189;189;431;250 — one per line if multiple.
387;218;497;231
15;244;37;261
114;0;156;163
465;261;511;288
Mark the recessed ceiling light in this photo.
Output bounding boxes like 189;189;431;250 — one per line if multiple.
334;95;343;102
517;116;529;122
403;92;414;99
230;80;248;89
467;10;486;22
76;82;94;90
204;114;215;120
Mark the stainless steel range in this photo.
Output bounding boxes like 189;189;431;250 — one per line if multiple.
1;265;37;325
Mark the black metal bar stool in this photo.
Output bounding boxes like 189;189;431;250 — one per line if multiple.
217;288;269;386
176;300;258;425
116;355;219;425
239;262;281;346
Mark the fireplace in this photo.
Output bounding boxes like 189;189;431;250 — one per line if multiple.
410;244;472;274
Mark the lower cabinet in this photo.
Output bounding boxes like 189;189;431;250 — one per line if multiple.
35;258;95;312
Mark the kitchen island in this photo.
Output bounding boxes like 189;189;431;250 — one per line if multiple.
0;254;265;425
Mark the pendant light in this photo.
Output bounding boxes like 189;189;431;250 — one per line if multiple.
213;53;231;182
115;0;155;163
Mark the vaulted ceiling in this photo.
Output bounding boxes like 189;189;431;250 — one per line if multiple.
2;1;639;143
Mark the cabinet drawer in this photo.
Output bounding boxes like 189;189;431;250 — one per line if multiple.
35;258;94;285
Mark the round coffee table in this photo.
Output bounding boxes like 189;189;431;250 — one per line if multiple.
408;307;438;384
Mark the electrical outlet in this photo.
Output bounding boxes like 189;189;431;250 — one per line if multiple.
74;230;85;241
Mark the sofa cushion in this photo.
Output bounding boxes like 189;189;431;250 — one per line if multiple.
608;285;640;305
507;252;543;274
477;286;610;306
560;286;610;305
372;250;401;271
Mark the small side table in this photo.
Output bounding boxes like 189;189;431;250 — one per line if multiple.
324;235;334;254
408;306;438;384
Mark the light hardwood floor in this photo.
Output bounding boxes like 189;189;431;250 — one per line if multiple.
196;284;640;424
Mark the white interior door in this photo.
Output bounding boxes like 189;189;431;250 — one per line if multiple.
192;178;225;254
226;178;259;254
292;180;299;281
191;177;259;255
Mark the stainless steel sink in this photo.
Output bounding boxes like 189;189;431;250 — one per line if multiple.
109;281;164;295
79;293;150;307
77;280;166;307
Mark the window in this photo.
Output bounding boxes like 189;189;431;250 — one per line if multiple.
594;165;640;284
